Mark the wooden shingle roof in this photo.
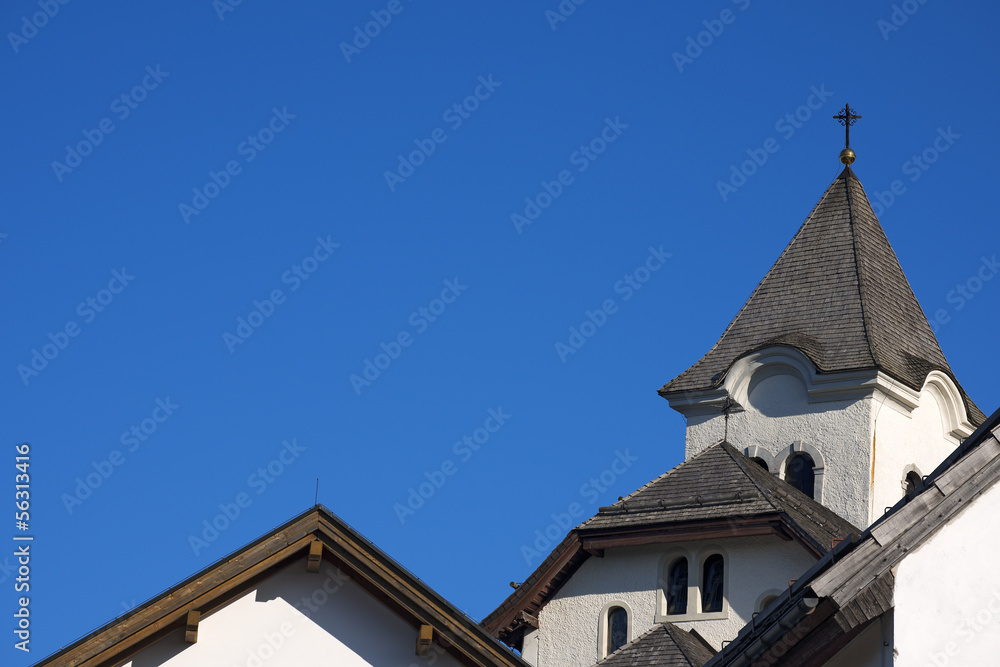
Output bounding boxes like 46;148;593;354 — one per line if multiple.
660;167;984;425
483;444;859;647
705;405;1000;667
596;623;716;667
582;442;860;554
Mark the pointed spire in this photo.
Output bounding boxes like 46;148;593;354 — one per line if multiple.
660;168;984;424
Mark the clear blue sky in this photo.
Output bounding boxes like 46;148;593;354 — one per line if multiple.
5;0;1000;662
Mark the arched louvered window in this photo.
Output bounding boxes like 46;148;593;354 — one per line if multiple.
750;457;769;471
785;452;816;498
667;557;688;615
606;606;628;656
702;554;724;613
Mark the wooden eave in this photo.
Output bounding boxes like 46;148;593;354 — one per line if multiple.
35;507;528;667
488;513;823;644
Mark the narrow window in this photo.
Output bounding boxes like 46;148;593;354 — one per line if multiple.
606;606;628;656
785;453;815;498
750;457;769;471
667;558;688;615
904;471;921;496
702;554;724;613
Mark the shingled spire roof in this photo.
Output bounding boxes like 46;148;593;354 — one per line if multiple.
660;166;984;424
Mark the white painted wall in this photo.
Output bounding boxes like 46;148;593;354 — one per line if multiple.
674;348;974;529
118;557;466;667
894;478;1000;667
533;536;816;667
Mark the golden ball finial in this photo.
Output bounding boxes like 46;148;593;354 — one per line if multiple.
839;148;856;165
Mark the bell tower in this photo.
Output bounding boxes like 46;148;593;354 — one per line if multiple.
659;108;982;528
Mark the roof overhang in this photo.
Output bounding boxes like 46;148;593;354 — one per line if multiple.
34;506;529;667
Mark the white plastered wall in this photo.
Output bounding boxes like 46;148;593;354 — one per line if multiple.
534;536;816;667
869;372;971;525
894;479;1000;667
117;557;465;667
674;348;975;529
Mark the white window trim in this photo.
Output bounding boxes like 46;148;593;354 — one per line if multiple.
778;441;825;502
655;546;730;622
597;600;633;660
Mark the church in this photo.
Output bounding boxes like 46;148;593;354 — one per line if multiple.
32;109;1000;666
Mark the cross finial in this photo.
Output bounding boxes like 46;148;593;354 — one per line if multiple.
833;103;861;165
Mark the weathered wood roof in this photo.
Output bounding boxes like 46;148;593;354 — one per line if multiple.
597;623;716;667
660;167;984;425
705;405;1000;667
32;506;530;667
483;443;860;647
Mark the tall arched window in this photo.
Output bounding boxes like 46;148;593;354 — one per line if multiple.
701;554;724;613
785;453;815;498
606;606;628;656
750;457;769;471
666;557;688;615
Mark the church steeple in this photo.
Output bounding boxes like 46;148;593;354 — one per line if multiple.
659;154;982;528
660;166;979;421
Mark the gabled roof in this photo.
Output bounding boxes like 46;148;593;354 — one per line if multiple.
596;623;715;667
706;404;1000;667
33;505;529;667
660;167;984;425
483;444;860;647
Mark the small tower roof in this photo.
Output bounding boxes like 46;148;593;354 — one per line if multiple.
659;167;984;424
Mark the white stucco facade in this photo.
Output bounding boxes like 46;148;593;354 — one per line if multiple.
531;536;816;667
118;556;465;667
668;347;975;528
893;478;1000;667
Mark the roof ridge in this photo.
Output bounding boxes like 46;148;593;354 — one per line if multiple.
660;171;846;393
600;443;724;510
842;169;880;370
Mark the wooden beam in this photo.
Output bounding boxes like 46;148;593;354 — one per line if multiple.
307;540;323;573
518;611;539;629
183;610;200;644
416;624;433;655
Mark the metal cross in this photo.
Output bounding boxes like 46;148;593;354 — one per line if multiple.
832;103;862;149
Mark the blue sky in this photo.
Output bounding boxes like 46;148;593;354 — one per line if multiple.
4;0;1000;662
